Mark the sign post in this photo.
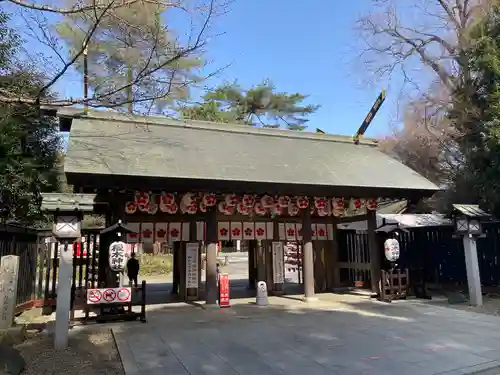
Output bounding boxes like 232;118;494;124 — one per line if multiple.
218;273;230;307
0;255;19;329
53;212;82;350
186;243;199;289
272;242;284;294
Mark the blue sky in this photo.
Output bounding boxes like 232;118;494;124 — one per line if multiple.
13;0;400;138
193;0;395;137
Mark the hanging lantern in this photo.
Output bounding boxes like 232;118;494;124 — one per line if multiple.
314;197;327;210
260;195;274;208
254;202;266;216
135;191;149;206
350;198;365;212
366;198;377;211
138;203;149;213
242;194;255;208
225;194;239;207
277;196;291;208
202;193;217;207
148;203;158;215
160;192;175;206
332;198;345;212
165;203;178;214
296;196;309;209
124;201;137;214
270;204;281;216
288;203;299;216
186;202;198;214
236;202;250;215
181;193;195;207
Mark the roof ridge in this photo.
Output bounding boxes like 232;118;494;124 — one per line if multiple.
57;108;379;146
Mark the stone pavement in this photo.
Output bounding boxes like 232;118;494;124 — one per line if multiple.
112;294;500;375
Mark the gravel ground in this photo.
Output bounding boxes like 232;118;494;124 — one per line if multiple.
15;327;124;375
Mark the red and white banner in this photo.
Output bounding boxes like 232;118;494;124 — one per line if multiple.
316;223;327;240
141;223;154;243
243;222;255;240
169;222;182;242
254;222;267;240
219;273;230;307
155;222;168;243
126;223;140;243
218;222;230;241
230;222;243;240
87;287;131;304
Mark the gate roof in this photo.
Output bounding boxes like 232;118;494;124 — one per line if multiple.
61;110;438;199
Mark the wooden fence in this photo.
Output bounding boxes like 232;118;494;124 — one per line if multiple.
0;225;101;315
337;222;500;289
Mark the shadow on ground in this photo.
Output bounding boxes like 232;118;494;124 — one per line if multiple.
110;293;500;375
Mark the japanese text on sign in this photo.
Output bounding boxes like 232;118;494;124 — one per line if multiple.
109;241;127;271
185;243;199;288
219;273;230;307
272;242;284;284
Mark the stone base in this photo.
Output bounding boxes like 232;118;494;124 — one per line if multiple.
302;296;318;303
0;325;26;346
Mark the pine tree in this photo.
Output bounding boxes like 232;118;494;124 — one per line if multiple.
57;0;202;113
180;80;319;130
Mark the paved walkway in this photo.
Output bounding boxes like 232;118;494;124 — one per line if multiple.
112;295;500;375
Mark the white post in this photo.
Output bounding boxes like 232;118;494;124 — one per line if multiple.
0;255;20;329
54;241;73;350
463;235;483;306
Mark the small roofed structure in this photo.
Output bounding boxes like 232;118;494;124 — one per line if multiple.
55;108;440;303
340;213;451;233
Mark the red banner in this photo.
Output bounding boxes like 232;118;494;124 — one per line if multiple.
219;273;230;307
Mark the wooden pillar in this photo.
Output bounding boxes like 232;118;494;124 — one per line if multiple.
329;217;340;289
367;209;381;294
205;208;218;305
302;208;315;301
179;242;187;300
186;220;199;300
248;241;256;290
171;242;179;296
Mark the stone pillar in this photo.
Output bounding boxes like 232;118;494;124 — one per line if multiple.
302;208;316;301
0;255;19;329
367;209;381;294
463;235;483;306
205;208;218;306
54;241;73;350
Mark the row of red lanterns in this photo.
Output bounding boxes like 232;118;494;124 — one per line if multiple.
125;192;378;217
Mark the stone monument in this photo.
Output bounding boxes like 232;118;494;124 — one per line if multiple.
0;255;19;330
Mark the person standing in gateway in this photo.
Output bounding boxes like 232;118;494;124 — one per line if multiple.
126;252;140;287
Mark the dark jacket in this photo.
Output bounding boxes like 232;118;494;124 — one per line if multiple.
126;257;139;277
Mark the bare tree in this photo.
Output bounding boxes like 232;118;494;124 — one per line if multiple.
358;0;491;96
359;0;492;191
2;0;227;112
379;86;460;186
